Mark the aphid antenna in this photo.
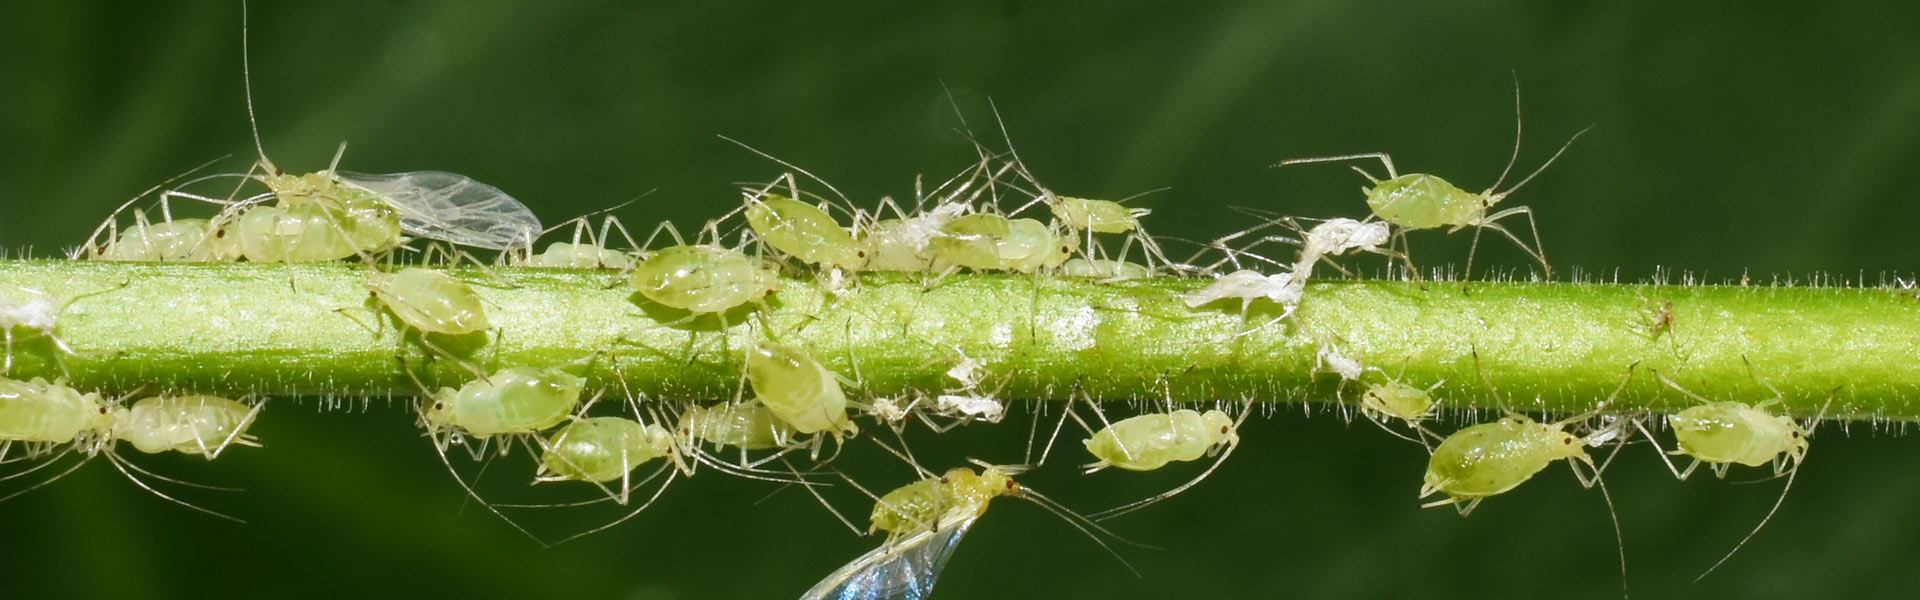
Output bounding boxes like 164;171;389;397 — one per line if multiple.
1592;468;1631;598
426;433;546;544
716;134;853;206
100;447;246;522
543;468;681;548
1009;485;1151;576
788;458;869;536
194;397;268;460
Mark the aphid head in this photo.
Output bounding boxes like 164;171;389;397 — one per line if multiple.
420;391;454;426
1201;410;1237;444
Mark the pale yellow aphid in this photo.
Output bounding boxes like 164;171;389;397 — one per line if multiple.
1078;401;1252;519
512;207;641;270
927;214;1072;273
421;366;584;441
629;244;780;315
1643;366;1834;581
1061;258;1150;280
0;376;112;459
364;268;492;336
1421;366;1635;516
528;413;688;544
89;213;233;263
745;343;858;438
0;378;259;520
676;400;806;469
1050;196;1148;234
113;395;264;458
740;173;869;272
1359;378;1444;426
1274;85;1587;282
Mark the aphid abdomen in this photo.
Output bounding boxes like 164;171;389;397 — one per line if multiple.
745;195;863;269
630;245;778;314
1052;196;1139;234
442;367;583;437
541;417;670;483
1669;404;1794;467
530;243;633;270
929;214;1011;271
1366;174;1480;230
1423;419;1559;499
859;218;934;272
371;268;492;335
1084;410;1219;471
0;377;101;443
682;401;790;450
114;395;257;456
996;218;1072;272
869;477;951;535
745;344;853;435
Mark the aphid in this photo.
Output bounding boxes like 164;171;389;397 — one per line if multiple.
802;463;1130;600
363;268;491;337
1359;378;1444;428
739;174;869;272
113;395;264;459
745;343;859;438
421;366;584;442
0;378;256;520
1274;88;1588;281
0;376;113;460
1080;401;1252;519
628;244;780;316
932;392;1006;425
1632;292;1675;342
89;214;233;263
1420;367;1634;515
1061;258;1151;280
858;201;968;273
511;206;641;270
166;6;541;262
676;400;804;470
1644;367;1834;581
927;213;1072;274
0;283;124;374
529;413;688;543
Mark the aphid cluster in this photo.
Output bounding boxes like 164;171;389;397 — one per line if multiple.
10;10;1857;595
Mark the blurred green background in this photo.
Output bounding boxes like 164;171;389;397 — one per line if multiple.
3;1;1919;598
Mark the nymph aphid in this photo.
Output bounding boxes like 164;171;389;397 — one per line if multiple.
420;365;585;443
1274;87;1587;282
364;268;492;336
745;342;858;441
1420;366;1635;515
1644;364;1834;581
0;379;259;520
88;213;233;263
677;400;804;470
738;173;869;273
512;203;642;270
113;394;264;459
1080;400;1251;518
629;243;780;317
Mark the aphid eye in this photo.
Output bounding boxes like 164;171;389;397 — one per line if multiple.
1219;425;1230;434
274;167;286;175
97;406;109;415
215;229;227;238
1562;436;1575;445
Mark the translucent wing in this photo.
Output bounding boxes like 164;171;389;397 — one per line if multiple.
801;516;978;600
338;171;540;250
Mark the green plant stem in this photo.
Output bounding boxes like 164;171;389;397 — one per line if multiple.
3;260;1912;419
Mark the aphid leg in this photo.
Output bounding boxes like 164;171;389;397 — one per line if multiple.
1633;418;1702;480
1459;205;1551;288
793;459;871;536
1271;152;1398;181
425;435;545;543
99;450;245;523
193;397;267;460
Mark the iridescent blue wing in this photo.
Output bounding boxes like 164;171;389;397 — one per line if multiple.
801;517;978;600
338;171;540;250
